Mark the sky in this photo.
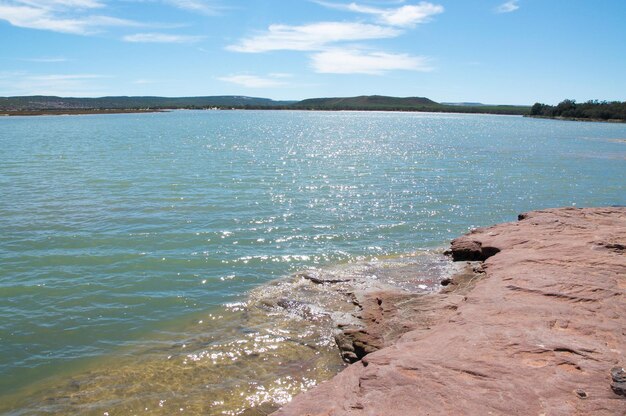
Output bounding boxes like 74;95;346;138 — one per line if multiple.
0;0;625;104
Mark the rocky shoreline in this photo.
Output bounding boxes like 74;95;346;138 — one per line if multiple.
273;207;626;415
330;262;483;364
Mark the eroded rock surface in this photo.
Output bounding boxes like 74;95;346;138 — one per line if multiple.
273;207;626;416
334;265;480;363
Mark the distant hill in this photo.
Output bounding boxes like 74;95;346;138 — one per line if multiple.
293;95;438;110
0;95;296;111
292;95;529;115
0;94;530;115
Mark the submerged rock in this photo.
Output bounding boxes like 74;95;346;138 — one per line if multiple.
297;270;352;284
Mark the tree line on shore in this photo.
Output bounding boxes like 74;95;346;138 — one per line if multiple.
530;99;626;121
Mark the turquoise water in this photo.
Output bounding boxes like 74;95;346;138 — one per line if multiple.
1;110;625;413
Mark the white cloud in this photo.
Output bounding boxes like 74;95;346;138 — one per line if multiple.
0;1;142;34
225;3;442;76
380;3;444;27
495;0;519;13
123;32;204;43
311;49;433;74
217;73;291;88
227;21;401;53
315;1;444;27
0;0;225;35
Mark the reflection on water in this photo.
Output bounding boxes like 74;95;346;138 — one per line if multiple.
5;251;458;415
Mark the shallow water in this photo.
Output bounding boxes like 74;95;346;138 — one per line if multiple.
1;110;625;414
4;252;461;415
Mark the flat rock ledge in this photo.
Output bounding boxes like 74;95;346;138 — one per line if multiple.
272;207;626;416
333;264;482;364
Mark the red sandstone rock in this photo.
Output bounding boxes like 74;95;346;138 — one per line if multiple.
334;266;479;363
273;207;626;416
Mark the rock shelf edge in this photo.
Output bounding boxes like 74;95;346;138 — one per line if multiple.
272;207;626;416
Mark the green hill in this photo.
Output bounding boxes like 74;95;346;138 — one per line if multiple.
0;95;295;111
292;95;438;110
291;95;529;115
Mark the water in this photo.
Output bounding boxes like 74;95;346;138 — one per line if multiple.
0;110;624;414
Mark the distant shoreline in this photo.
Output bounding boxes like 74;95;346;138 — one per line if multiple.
6;109;625;122
0;94;530;117
1;109;166;116
1;107;526;117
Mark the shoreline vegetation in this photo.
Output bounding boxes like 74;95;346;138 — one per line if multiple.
528;99;626;122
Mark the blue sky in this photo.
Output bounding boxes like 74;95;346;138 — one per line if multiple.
0;0;624;104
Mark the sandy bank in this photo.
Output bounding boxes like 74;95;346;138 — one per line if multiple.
273;207;626;415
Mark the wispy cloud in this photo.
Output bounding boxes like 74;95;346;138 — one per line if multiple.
28;74;104;81
311;49;433;74
15;0;105;9
0;1;142;34
315;1;444;27
217;73;292;88
163;0;222;15
18;56;69;62
0;72;108;96
123;32;204;43
495;0;519;13
227;21;401;53
226;2;442;77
